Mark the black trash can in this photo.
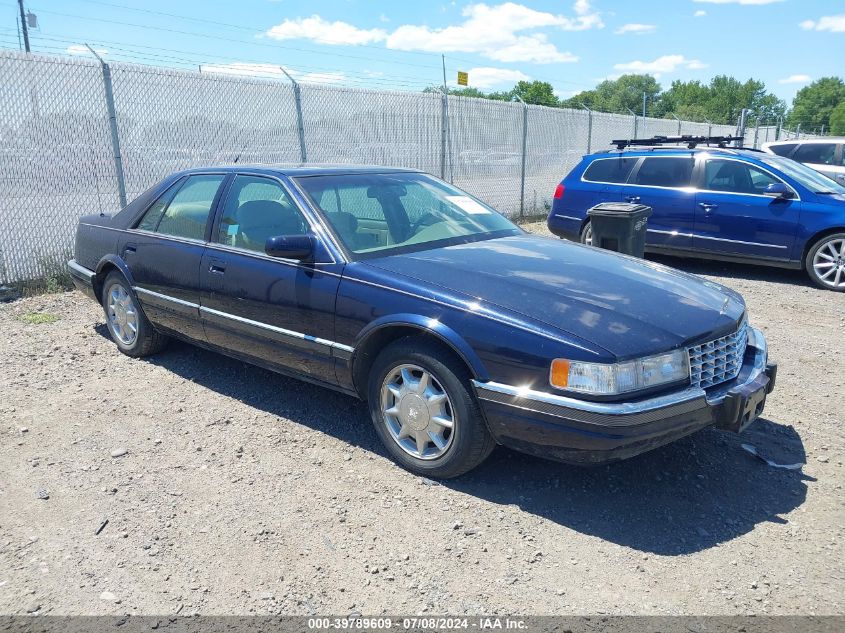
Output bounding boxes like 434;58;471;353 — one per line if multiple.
587;202;653;258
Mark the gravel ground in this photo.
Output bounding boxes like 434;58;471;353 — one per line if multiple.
1;224;843;617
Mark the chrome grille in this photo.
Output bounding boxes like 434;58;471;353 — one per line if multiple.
688;320;748;389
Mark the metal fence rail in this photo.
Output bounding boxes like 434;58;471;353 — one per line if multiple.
0;50;808;285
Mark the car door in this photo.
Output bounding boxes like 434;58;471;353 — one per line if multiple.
693;158;799;260
623;156;696;249
199;174;344;386
122;173;227;342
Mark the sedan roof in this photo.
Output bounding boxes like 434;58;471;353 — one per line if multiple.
174;164;421;178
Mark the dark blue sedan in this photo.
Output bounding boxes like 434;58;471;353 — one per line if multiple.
68;166;776;477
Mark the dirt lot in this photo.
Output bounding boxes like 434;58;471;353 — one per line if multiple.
1;224;843;616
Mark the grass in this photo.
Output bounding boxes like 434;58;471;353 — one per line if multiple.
19;311;60;325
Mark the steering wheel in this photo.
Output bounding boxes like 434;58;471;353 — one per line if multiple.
409;212;443;234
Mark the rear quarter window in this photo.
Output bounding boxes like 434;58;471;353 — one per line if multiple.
768;143;797;158
582;157;638;184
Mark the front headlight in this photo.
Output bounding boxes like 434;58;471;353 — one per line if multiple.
550;349;689;396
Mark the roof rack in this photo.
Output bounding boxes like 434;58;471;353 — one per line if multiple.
611;135;745;150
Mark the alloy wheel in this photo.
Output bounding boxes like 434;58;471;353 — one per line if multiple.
106;283;139;346
380;364;455;460
812;237;845;289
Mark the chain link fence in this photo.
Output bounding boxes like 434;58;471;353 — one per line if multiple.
0;50;804;285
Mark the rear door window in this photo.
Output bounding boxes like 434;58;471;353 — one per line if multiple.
632;157;694;188
582;157;638;184
793;143;838;166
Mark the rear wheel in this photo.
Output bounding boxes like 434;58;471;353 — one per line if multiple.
102;271;169;357
367;337;495;478
580;220;593;246
805;233;845;291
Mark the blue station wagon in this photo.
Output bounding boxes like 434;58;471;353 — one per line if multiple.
547;146;845;291
69;166;776;477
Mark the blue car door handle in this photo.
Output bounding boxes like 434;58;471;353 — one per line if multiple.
699;202;718;214
625;195;641;203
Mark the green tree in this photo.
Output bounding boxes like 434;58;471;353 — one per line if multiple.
562;74;661;114
511;80;559;107
788;77;845;132
830;101;845;135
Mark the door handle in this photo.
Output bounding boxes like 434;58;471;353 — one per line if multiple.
124;243;137;255
209;264;226;274
625;195;641;203
699;202;718;214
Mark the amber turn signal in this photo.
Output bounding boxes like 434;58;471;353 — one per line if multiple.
549;359;570;388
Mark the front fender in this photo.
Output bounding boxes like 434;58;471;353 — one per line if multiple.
354;313;489;381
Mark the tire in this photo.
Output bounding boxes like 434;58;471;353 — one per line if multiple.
804;232;845;292
101;271;169;357
367;337;495;478
579;220;593;246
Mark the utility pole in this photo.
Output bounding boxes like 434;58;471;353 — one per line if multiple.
642;92;647;119
18;0;30;52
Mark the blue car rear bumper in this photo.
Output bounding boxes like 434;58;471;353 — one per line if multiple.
472;328;776;465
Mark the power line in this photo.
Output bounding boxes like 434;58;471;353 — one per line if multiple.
11;6;447;72
4;31;435;89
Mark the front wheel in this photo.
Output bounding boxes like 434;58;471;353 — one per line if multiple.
367;337;495;478
805;233;845;291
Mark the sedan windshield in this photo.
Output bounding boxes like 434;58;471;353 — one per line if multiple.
295;172;520;257
759;155;845;194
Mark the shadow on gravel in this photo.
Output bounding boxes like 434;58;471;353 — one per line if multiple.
646;253;811;288
105;329;812;558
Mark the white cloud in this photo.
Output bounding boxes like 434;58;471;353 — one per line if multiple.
614;23;656;35
200;63;346;85
693;0;783;5
384;2;598;63
265;15;387;45
778;74;812;84
262;2;602;64
694;10;707;17
800;15;845;32
463;67;530;89
66;44;108;56
613;55;708;78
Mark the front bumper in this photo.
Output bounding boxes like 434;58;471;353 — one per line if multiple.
472;327;776;465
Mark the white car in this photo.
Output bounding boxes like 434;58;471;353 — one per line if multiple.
762;138;845;185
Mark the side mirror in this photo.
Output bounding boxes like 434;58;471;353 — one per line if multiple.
265;234;314;260
764;183;795;199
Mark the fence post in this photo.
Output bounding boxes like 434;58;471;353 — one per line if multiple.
753;116;760;149
280;68;307;163
625;107;638;138
736;108;749;147
670;112;681;135
513;95;528;219
704;118;712;138
436;88;448;180
580;103;592;153
776;116;783;140
87;44;126;208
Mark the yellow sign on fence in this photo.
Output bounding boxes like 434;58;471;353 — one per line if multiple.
457;71;468;86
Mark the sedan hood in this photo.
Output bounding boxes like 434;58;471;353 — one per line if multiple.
363;234;745;359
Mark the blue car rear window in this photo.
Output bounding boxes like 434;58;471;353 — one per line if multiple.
582;157;638;184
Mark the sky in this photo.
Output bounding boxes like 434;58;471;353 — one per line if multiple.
3;0;844;109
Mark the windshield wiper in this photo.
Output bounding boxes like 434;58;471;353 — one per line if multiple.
814;191;839;195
